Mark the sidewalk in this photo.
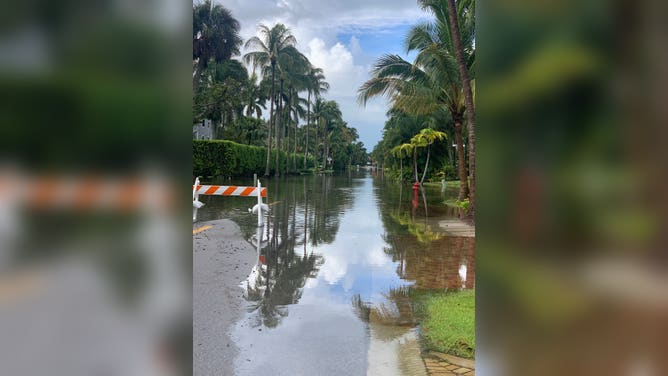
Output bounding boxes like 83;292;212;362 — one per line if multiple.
423;351;475;376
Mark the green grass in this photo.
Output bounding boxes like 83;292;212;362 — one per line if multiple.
422;180;464;189
418;289;475;358
443;198;470;212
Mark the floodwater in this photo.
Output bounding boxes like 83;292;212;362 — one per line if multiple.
195;171;474;375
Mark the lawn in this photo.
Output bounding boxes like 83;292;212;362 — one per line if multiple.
422;180;463;189
415;289;475;359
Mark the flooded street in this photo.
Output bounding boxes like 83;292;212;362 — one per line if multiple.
195;171;474;375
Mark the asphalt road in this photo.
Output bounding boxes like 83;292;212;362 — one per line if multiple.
193;219;256;376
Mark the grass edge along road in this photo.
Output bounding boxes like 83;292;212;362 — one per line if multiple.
413;289;475;359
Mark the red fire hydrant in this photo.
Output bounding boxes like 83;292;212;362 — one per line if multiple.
412;181;420;208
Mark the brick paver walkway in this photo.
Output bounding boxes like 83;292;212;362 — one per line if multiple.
422;351;474;376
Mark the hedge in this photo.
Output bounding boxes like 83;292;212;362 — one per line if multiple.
193;140;314;178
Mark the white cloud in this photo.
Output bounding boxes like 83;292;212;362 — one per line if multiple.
348;35;362;58
305;39;354;75
218;0;423;149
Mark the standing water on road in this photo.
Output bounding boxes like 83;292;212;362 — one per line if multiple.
195;171;474;375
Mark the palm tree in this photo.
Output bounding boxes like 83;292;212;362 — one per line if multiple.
411;128;448;184
279;85;306;174
244;72;267;119
311;98;326;169
304;67;329;168
275;52;310;174
358;0;474;200
244;23;301;176
192;1;242;88
287;89;307;172
391;144;411;181
320;100;342;170
418;0;476;218
358;54;468;194
398;142;418;182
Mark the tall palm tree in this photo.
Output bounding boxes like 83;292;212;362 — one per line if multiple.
320;100;342;170
274;52;310;175
244;23;301;176
406;14;473;199
358;54;468;196
304;67;329;168
418;0;476;218
192;1;242;88
311;98;326;169
287;89;308;172
358;0;474;200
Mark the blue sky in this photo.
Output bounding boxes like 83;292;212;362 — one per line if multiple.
219;0;429;150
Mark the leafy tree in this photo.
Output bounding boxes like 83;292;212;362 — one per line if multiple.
193;1;242;88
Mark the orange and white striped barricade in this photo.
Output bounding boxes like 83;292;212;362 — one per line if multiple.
191;179;268;225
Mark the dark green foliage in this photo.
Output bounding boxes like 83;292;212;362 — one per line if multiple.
193;140;313;177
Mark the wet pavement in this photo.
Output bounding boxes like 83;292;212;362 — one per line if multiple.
193;171;474;375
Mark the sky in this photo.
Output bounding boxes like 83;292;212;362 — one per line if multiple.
217;0;428;150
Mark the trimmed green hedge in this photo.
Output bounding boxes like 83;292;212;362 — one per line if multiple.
193;140;314;177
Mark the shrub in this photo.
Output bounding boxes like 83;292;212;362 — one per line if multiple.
193;140;314;178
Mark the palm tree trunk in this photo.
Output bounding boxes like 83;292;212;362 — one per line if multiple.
265;63;276;176
284;88;291;175
322;120;329;170
454;120;469;201
420;145;430;184
275;79;284;176
293;95;298;172
304;91;311;168
445;0;475;220
314;119;319;170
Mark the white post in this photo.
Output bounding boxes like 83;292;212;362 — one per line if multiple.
193;177;200;222
257;180;262;227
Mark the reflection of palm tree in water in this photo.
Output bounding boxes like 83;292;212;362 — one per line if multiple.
245;178;324;328
243;174;357;327
377;180;475;290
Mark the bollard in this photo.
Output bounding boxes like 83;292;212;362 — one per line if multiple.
257;180;262;226
253;173;257;187
192;177;205;222
193;177;199;222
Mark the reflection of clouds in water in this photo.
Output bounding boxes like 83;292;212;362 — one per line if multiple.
343;272;355;291
317;178;398;289
318;236;390;285
321;252;348;284
367;245;390;267
346;209;383;229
